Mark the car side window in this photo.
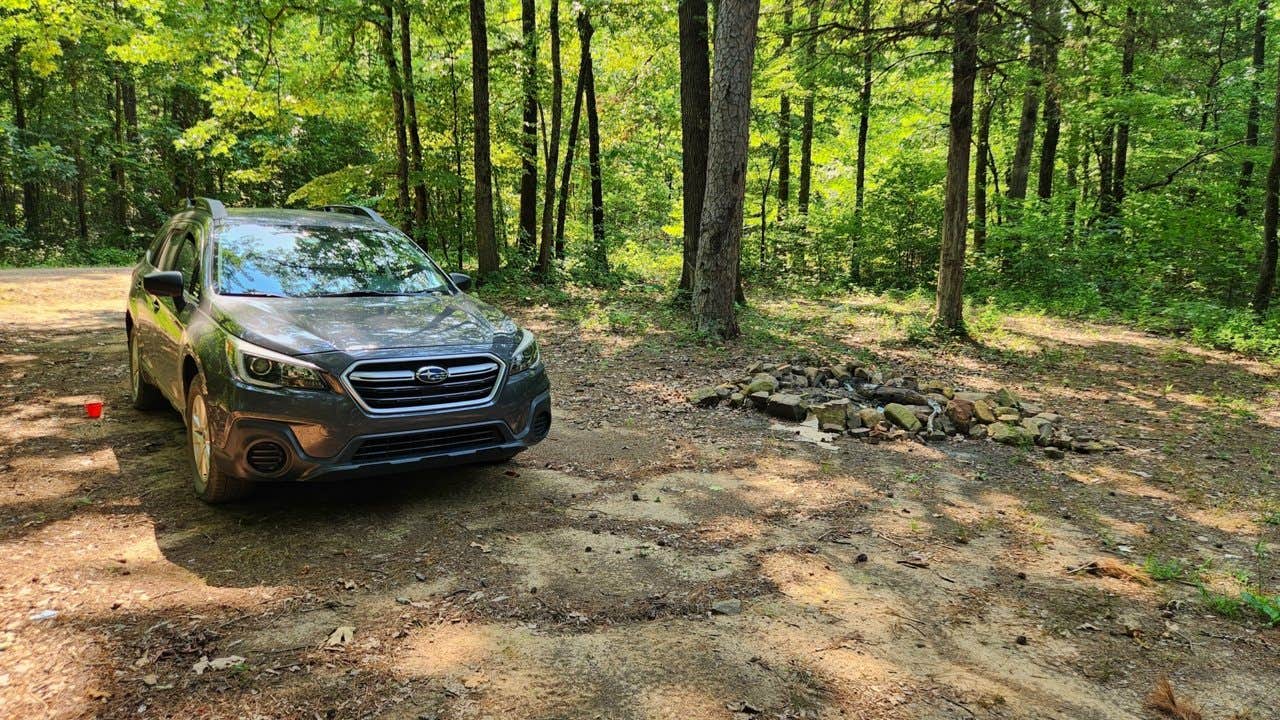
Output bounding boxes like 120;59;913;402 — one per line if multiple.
172;234;200;297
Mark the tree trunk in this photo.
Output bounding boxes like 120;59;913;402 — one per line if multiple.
470;0;500;274
1006;0;1043;202
399;1;429;243
378;0;412;234
8;44;36;237
678;0;712;292
692;0;762;339
1238;0;1268;218
851;0;872;277
1097;125;1115;216
537;0;563;277
109;74;128;232
974;67;993;252
934;0;981;334
449;48;465;269
518;0;538;253
556;63;586;259
1253;42;1280;313
1036;0;1063;200
797;0;819;216
1112;5;1136;210
776;0;793;219
579;11;607;273
67;52;88;247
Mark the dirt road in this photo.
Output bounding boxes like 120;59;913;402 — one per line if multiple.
1;268;1277;719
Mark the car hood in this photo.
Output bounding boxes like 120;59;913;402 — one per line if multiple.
210;293;519;356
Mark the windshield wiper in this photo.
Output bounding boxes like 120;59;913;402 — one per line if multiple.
312;289;445;297
222;291;287;298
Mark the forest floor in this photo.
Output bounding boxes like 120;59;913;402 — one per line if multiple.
1;267;1278;720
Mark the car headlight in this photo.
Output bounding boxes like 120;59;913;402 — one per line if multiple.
226;335;330;391
510;329;541;374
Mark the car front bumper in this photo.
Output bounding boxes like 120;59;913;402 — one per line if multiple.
206;364;551;482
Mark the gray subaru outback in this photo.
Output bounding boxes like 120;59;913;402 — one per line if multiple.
126;198;551;502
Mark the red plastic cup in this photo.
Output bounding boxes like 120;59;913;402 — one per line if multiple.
85;401;103;419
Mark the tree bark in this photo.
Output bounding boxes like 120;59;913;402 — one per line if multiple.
518;0;539;253
974;67;993;252
1006;0;1044;202
1097;125;1115;216
579;11;607;273
399;1;429;243
378;0;412;234
852;0;872;277
776;0;793;219
1253;41;1280;313
678;0;712;292
1238;0;1268;218
555;62;586;259
537;0;563;277
1036;0;1062;200
1112;5;1136;210
470;0;500;274
797;0;819;216
109;74;128;232
692;0;762;339
67;50;88;246
449;47;465;269
934;1;981;334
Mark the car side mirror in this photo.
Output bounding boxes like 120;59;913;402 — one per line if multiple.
143;270;184;298
450;273;473;292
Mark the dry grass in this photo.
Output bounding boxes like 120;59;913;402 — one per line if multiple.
1146;676;1204;720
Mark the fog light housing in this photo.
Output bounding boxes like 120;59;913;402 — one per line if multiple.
246;440;287;474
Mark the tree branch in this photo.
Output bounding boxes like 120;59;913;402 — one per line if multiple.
1135;139;1249;192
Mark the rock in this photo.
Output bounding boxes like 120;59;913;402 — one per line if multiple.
845;406;864;428
1072;440;1106;454
968;424;988;440
729;392;745;408
746;361;765;375
1033;412;1064;425
920;382;954;398
945;398;976;431
813;399;851;432
872;386;928;406
989;422;1034;446
954;391;991;403
766;394;809;421
858;407;883;428
884;403;923;433
925;428;947;442
995;388;1021;408
803;366;823;385
848;427;871;439
748;391;771;410
689;387;720;407
1019;401;1044;416
1044;447;1065;459
714;384;734;399
828;365;852;382
711;598;742;615
745;373;779;395
973;401;998;424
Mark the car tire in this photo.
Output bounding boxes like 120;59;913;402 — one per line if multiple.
185;374;252;503
128;326;167;411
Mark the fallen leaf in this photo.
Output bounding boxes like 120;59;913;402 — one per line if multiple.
326;625;355;647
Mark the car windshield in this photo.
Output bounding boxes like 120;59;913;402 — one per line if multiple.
215;223;451;298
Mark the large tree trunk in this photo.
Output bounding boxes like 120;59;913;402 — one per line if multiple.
1238;0;1268;218
1006;0;1044;202
797;0;819;216
851;0;872;277
579;11;607;273
1036;0;1063;200
678;0;712;293
470;0;500;274
1253;43;1280;313
555;64;586;259
692;0;762;339
1097;125;1115;216
109;74;128;232
974;67;993;252
934;0;981;334
518;0;538;253
1112;5;1136;210
537;0;563;277
399;1;429;243
776;0;793;219
378;0;412;234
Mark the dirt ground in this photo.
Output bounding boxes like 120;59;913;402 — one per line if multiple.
1;268;1278;720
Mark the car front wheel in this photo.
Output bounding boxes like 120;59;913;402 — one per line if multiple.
186;374;251;503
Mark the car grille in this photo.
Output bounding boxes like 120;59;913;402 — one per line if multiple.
351;425;504;462
345;355;502;412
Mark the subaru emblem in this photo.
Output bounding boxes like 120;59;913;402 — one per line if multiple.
415;365;449;384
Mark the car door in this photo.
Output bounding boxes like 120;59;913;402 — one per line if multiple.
134;222;181;385
151;224;202;404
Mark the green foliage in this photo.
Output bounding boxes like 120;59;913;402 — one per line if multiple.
1199;584;1243;619
1240;591;1280;626
1143;556;1187;582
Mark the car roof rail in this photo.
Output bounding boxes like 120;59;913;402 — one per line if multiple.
183;196;229;221
313;204;392;228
